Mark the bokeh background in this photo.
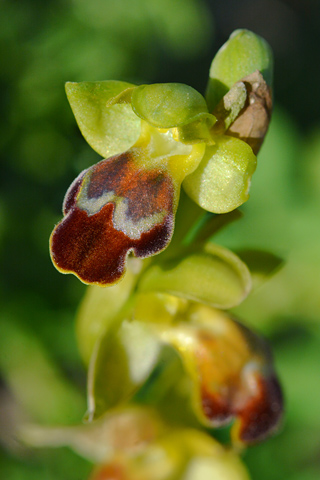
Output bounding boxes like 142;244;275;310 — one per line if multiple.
1;0;320;478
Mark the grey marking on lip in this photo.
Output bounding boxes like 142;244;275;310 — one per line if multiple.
77;174;166;240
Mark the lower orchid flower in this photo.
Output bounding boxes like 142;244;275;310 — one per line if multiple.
50;30;272;286
21;249;282;477
74;240;283;447
20;407;251;480
151;300;283;446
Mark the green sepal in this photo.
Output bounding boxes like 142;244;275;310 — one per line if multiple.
105;86;135;106
76;268;137;365
137;243;251;309
66;80;141;158
206;29;273;111
183;135;257;214
131;83;209;128
87;320;162;419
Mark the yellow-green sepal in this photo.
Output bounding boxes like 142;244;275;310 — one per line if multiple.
137;243;251;309
131;83;210;128
76;267;137;364
66;80;141;158
183;135;257;214
87;319;162;419
206;29;273;111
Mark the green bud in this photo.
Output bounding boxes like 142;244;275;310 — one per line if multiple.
206;29;273;111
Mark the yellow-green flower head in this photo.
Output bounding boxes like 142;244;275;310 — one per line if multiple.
88;428;251;480
21;406;251;480
50;30;273;286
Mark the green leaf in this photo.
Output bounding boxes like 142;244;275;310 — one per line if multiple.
138;243;251;309
66;80;141;158
0;318;85;424
183;135;257;214
236;249;283;289
206;29;273;111
131;83;209;128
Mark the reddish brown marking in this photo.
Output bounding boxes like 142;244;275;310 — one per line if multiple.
50;203;173;285
235;374;283;444
201;374;283;443
90;464;127;480
86;152;174;221
195;330;236;426
201;386;234;426
195;327;283;443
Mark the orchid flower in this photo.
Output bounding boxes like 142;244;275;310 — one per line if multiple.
74;241;283;447
23;29;284;480
21;407;251;480
50;30;272;286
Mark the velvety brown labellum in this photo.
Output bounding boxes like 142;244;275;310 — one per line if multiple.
235;374;283;444
50;152;175;285
195;326;283;444
201;387;234;426
201;372;283;444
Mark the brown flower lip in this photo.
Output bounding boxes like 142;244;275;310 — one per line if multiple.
201;372;283;445
192;320;283;445
50;152;175;286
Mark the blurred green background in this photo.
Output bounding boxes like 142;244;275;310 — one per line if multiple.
1;0;320;478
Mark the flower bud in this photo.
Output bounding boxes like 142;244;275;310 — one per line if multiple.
206;29;273;111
